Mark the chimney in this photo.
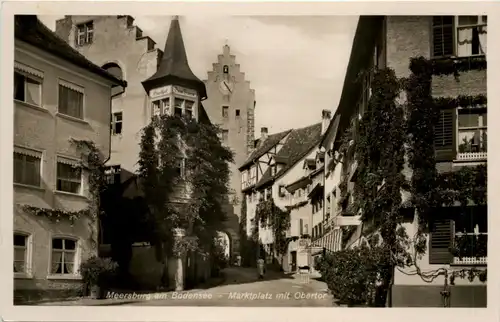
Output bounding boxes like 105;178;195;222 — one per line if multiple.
261;127;268;141
321;109;332;135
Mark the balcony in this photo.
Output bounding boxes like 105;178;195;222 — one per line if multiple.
457;129;487;162
452;232;487;265
333;214;361;227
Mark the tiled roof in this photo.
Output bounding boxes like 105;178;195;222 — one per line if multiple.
255;122;322;189
239;129;292;170
15;15;126;87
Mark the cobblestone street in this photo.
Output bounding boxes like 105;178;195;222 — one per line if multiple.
40;267;335;307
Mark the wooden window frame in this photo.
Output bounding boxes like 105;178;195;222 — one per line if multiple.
58;80;85;120
14;70;43;107
111;111;123;135
13;148;42;188
14;232;33;278
456;108;487;157
431;15;487;59
76;21;94;46
48;236;81;277
56;157;83;195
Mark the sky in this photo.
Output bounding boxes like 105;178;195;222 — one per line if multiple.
38;15;358;134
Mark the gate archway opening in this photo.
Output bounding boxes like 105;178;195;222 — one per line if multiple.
216;231;231;260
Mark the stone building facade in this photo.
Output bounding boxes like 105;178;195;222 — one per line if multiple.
13;15;125;303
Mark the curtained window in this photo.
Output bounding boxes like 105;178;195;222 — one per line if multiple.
456;16;487;57
56;159;82;194
14;72;42;106
58;84;84;119
51;238;77;275
14;151;41;187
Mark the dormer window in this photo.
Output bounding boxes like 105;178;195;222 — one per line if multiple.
76;21;94;46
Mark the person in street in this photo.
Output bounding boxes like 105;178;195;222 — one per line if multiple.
257;257;265;279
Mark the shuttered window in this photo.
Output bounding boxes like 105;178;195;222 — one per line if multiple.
429;218;454;264
434;109;456;161
432;16;455;57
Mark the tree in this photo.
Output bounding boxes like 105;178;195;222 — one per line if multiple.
138;114;233;288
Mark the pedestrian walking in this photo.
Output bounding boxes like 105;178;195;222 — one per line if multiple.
257;258;265;279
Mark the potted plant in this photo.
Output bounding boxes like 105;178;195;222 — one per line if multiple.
80;256;118;299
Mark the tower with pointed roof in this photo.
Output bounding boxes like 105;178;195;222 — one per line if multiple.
203;44;256;249
142;16;208;123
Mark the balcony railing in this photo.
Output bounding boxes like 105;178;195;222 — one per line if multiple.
452;232;487;265
457;129;487;161
334;214;362;227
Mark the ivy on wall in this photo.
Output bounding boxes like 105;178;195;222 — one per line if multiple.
318;57;488;307
137;115;234;259
21;139;105;250
255;198;291;256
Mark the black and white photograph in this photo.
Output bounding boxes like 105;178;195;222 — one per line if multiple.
1;2;496;321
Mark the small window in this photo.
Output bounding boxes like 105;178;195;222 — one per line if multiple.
432;16;454;57
58;84;84;119
175;158;186;178
279;185;286;198
104;165;121;185
222;106;229;118
56;160;82;194
14;72;42;106
51;238;78;275
185;100;194;119
235;109;240;118
161;98;170;115
14;152;41;187
174;98;183;117
222;129;229;143
111;112;122;135
14;233;29;273
223;65;229;74
76;21;94;46
152;100;161;117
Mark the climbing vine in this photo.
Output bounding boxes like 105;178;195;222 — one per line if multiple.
20;139;105;249
255;198;291;256
138;115;233;259
318;57;488;306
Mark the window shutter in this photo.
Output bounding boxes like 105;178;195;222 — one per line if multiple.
429;218;454;264
299;219;303;235
432;16;454;57
434;109;456;161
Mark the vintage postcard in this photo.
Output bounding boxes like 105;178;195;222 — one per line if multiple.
0;1;498;322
